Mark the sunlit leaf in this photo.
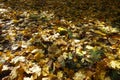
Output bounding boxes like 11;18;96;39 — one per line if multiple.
109;60;120;69
10;56;26;64
57;71;63;79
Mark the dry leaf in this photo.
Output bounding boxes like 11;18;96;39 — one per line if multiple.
10;56;26;64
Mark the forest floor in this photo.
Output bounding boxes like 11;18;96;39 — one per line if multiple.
0;0;120;80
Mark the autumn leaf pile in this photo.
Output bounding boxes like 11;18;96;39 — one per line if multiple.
0;0;120;80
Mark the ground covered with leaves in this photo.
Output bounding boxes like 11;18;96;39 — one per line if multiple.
0;0;120;80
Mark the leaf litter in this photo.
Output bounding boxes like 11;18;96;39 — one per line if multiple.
0;0;120;80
